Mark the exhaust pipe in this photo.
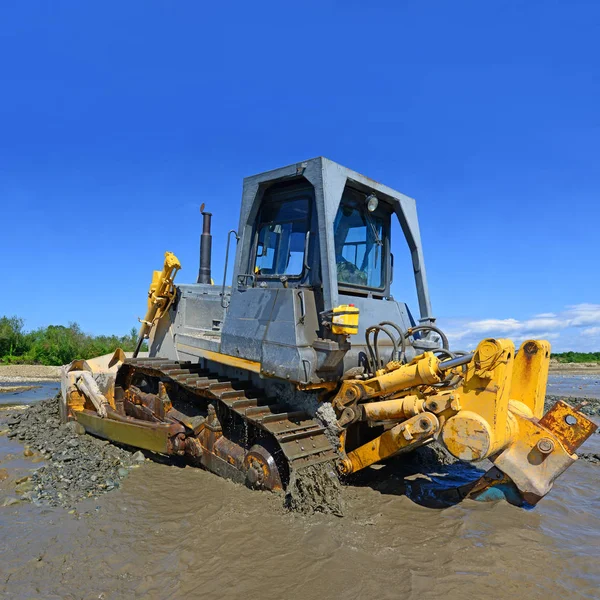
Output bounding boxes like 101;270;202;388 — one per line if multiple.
197;205;212;284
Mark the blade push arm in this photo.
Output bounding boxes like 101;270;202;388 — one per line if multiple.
134;252;181;357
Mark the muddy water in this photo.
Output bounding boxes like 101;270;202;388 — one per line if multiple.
1;391;599;599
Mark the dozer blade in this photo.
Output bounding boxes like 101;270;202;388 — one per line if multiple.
458;400;597;506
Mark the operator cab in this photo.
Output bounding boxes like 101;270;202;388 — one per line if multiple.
172;157;433;385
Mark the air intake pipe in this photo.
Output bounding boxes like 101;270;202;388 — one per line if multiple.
197;204;212;284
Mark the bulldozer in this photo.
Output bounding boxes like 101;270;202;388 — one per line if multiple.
60;157;596;507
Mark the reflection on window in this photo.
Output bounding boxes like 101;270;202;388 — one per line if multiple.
255;198;309;276
334;196;384;288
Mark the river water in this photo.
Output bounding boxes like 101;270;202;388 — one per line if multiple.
0;381;60;407
0;381;599;600
547;374;600;399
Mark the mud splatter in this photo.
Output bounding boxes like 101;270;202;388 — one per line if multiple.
285;461;345;516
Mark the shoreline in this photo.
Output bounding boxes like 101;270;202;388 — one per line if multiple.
0;365;61;383
548;364;600;375
1;361;600;383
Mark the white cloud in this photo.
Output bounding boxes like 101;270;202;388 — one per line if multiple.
582;326;600;336
522;317;564;331
440;303;600;352
466;318;522;334
563;304;600;327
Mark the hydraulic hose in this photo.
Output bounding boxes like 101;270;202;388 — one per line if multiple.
378;321;407;363
366;325;399;372
408;325;450;350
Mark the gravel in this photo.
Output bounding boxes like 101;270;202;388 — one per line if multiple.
0;365;61;383
549;360;600;375
5;395;142;508
544;394;600;417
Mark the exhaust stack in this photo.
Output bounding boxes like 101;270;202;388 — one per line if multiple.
197;205;212;284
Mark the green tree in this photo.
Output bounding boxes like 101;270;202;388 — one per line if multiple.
0;316;144;366
0;316;27;358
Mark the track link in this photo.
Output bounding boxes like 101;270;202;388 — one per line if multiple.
118;357;337;479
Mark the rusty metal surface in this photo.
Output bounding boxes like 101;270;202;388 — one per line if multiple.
76;410;176;454
539;400;598;454
244;443;284;490
119;357;338;484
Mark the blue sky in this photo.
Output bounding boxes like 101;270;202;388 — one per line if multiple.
1;1;599;352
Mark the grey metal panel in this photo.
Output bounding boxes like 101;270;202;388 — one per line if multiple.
260;289;320;383
320;157;432;320
393;200;432;321
338;293;416;371
148;309;179;360
261;343;317;384
178;284;229;335
220;288;278;361
339;294;414;340
262;291;298;346
177;332;222;354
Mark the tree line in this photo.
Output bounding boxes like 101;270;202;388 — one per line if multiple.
2;314;599;366
551;351;600;364
0;316;140;366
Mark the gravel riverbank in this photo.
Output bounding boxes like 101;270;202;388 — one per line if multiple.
0;365;60;383
549;360;600;375
3;396;144;508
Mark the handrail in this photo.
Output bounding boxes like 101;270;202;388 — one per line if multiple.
221;229;240;309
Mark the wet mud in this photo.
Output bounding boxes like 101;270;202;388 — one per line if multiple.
285;461;345;516
0;386;598;599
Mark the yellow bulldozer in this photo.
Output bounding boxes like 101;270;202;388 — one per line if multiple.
60;158;596;507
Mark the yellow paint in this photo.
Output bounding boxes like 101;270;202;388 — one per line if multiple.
539;399;598;454
333;352;441;409
138;251;181;343
340;412;440;474
441;410;493;461
331;304;359;335
510;340;551;419
176;343;262;374
335;337;559;468
487;407;590;502
75;410;172;454
361;395;424;421
445;338;515;458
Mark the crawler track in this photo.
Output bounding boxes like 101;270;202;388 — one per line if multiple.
117;357;337;485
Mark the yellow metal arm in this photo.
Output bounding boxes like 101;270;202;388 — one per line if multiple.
338;412;440;475
134;251;181;357
332;352;442;411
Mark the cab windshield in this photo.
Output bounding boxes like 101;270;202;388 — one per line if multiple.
254;198;309;277
334;193;385;289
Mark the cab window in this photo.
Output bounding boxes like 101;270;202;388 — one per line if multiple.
254;198;309;277
334;192;385;288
